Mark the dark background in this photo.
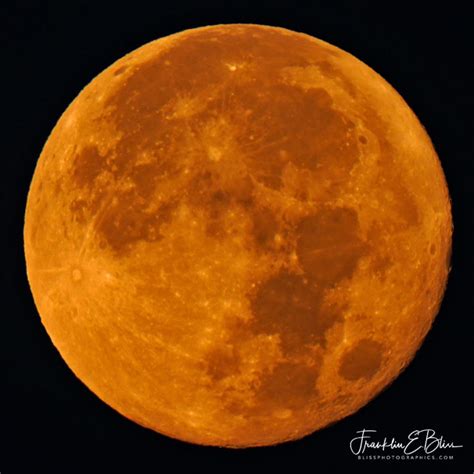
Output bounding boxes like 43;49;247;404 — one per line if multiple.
2;1;472;472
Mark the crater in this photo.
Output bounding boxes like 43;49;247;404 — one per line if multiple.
113;65;129;76
248;271;343;355
71;268;82;282
296;207;368;285
339;339;384;381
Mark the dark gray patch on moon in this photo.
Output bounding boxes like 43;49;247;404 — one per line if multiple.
339;339;384;381
296;207;368;286
248;271;343;355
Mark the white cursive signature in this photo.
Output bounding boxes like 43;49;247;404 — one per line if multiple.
349;429;463;455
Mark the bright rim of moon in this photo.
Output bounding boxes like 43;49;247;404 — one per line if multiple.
24;24;452;447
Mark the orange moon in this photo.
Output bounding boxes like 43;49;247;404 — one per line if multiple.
24;24;452;447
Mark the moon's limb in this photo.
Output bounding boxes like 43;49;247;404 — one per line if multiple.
24;24;452;447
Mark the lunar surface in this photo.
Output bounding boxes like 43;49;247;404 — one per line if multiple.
24;24;452;447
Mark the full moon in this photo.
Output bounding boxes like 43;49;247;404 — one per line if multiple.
24;24;452;447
